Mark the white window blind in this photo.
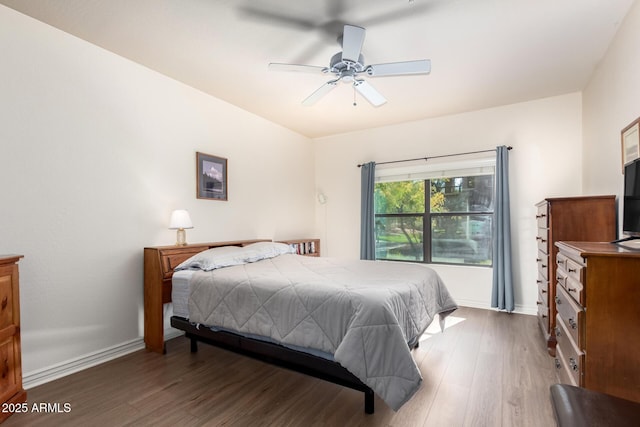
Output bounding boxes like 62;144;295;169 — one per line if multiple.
375;157;495;183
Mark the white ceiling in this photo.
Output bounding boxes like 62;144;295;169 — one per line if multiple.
1;0;635;138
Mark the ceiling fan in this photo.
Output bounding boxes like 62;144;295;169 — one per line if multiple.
269;24;431;107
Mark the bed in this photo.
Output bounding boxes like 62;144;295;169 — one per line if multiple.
147;240;457;414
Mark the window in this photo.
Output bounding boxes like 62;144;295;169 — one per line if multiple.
374;162;494;266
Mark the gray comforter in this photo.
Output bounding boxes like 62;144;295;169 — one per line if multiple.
188;254;457;411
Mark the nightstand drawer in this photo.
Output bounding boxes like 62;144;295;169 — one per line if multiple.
555;285;583;348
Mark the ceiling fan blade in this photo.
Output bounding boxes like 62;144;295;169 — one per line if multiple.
367;60;431;77
341;25;365;64
269;63;328;74
302;81;338;106
354;80;387;107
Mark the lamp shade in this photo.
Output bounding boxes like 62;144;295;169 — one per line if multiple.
169;210;193;230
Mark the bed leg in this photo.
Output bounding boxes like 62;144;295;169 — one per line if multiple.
364;388;374;414
190;337;198;353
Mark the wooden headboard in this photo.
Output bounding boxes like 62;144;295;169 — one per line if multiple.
143;239;270;353
145;239;270;282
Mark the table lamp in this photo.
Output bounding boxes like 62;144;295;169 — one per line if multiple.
169;209;193;246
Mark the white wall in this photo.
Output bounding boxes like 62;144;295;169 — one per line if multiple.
0;6;314;380
313;93;584;313
583;0;640;216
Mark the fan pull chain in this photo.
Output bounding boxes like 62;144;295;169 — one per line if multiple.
353;86;357;107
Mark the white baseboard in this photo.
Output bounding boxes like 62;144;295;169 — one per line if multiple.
456;299;537;316
23;329;184;390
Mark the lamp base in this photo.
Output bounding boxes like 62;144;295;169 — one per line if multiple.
176;228;187;246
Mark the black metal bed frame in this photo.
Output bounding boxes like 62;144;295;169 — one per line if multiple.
170;316;375;414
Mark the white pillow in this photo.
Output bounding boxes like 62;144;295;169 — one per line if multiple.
241;241;294;262
174;242;294;272
174;246;248;271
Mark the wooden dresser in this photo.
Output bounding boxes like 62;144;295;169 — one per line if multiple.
554;241;640;403
0;255;26;422
535;196;616;356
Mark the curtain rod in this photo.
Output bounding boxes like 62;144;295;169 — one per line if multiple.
356;146;512;168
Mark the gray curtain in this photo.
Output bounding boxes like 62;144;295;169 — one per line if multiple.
360;161;376;260
491;146;514;312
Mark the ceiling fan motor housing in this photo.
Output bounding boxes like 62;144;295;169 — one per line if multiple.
330;52;365;82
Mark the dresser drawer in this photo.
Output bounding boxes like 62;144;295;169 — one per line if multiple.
555;316;583;387
537;274;548;307
537;301;549;335
555;285;583;348
0;276;14;330
0;336;19;404
556;252;568;271
536;204;549;228
564;258;584;283
536;251;549;280
536;271;555;305
554;343;578;387
560;275;584;306
536;229;549;253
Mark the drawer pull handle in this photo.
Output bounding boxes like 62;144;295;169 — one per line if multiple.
555;296;561;305
536;280;542;284
536;301;542;305
568;287;577;293
554;359;561;369
542;289;547;294
555;327;561;337
569;318;577;329
542;264;547;268
568;268;576;273
569;357;579;372
542;314;547;319
536;214;547;219
536;258;541;262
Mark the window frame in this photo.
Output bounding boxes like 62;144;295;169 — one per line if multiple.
374;159;495;267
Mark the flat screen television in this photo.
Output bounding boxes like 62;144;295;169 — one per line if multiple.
622;159;640;239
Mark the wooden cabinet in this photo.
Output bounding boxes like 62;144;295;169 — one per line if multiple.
0;255;26;422
277;239;320;257
535;196;615;356
554;241;640;403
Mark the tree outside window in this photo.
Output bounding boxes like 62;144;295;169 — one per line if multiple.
374;173;494;266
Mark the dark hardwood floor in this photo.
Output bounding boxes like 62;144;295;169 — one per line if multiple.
4;307;558;426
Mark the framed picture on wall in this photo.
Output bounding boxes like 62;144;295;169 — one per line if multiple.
621;117;640;173
196;152;228;201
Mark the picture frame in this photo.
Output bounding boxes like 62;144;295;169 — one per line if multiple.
196;152;228;201
621;117;640;173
